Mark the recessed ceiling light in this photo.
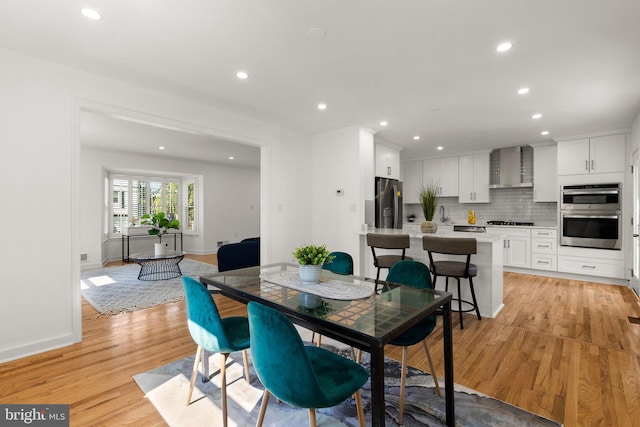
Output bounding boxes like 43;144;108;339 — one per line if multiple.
517;87;530;95
236;71;249;79
380;121;388;126
532;113;542;119
436;146;444;151
541;131;550;136
496;42;512;52
81;8;102;20
413;136;420;140
229;156;235;160
158;146;165;150
317;103;327;110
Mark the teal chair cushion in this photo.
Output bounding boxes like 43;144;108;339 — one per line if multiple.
183;276;250;353
248;301;368;409
386;260;438;347
322;251;354;275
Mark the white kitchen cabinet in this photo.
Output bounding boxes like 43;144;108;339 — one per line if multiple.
531;228;557;271
403;160;423;203
458;152;490;203
557;134;625;175
486;227;531;268
533;145;558;202
558;255;625;279
423;156;459;197
375;144;400;179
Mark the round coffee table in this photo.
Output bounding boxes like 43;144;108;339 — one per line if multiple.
129;251;186;281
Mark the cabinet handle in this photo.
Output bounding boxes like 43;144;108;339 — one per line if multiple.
538;232;550;236
387;166;391;176
591;159;595;170
537;244;551;249
582;265;596;269
585;160;589;171
537;260;550;264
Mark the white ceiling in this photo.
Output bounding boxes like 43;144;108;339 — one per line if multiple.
2;0;639;161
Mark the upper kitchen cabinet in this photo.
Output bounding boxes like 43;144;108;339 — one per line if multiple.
403;160;422;203
423;156;459;197
458;152;490;203
557;134;625;175
375;144;400;180
533;145;558;202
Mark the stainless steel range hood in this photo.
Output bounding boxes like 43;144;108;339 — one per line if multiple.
489;145;533;188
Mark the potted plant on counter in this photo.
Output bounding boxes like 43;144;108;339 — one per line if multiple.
419;184;438;233
292;244;335;284
141;212;180;255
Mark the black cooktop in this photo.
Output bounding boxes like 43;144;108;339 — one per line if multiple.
487;220;534;226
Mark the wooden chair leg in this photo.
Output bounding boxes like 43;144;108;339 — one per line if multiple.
308;408;317;427
316;335;322;347
220;353;229;427
186;345;203;405
242;349;251;383
356;349;363;363
422;340;442;397
354;390;365;427
256;389;271;427
398;346;408;424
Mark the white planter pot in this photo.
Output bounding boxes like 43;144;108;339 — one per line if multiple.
154;242;166;256
298;264;321;284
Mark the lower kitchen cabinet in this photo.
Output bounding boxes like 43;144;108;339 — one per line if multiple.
558;255;625;279
531;228;557;271
486;227;531;268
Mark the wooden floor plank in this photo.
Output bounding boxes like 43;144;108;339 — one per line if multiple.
1;257;639;426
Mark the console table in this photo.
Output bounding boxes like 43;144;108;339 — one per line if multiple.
121;232;183;262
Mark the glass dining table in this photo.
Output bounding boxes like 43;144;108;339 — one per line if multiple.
200;262;454;427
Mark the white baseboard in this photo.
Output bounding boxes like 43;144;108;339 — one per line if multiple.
0;333;79;364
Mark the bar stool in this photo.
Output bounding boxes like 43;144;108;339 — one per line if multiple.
366;233;412;284
422;235;481;329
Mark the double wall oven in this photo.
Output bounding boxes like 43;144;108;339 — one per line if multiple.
560;183;621;250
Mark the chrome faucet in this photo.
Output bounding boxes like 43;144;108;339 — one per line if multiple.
440;205;447;222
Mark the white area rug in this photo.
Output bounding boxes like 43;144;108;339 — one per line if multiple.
81;259;218;316
134;329;562;427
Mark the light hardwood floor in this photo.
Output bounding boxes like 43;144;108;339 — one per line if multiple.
1;254;640;426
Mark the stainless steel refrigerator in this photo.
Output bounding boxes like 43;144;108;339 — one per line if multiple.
375;177;403;229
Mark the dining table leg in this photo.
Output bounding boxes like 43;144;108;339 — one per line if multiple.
442;300;455;426
369;344;385;426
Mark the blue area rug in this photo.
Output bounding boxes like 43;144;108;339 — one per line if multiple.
133;331;562;426
81;259;218;315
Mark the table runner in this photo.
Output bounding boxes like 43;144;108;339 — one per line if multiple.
260;270;375;300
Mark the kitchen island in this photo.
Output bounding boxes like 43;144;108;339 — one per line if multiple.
358;227;505;318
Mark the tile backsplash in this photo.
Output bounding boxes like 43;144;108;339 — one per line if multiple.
405;187;557;225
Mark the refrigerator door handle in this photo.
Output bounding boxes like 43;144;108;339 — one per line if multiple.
393;184;399;228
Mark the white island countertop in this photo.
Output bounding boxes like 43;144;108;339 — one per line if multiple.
358;227;504;243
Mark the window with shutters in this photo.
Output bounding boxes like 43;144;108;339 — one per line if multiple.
108;173;199;236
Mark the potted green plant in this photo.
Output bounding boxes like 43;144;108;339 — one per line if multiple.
419;184;438;233
140;212;180;255
292;244;335;284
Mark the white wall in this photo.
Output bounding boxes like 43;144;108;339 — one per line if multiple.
0;47;313;362
310;127;375;274
79;145;260;267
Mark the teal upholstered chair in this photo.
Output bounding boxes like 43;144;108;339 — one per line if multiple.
248;301;369;427
322;251;354;275
312;251;354;347
182;276;251;427
386;260;442;424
